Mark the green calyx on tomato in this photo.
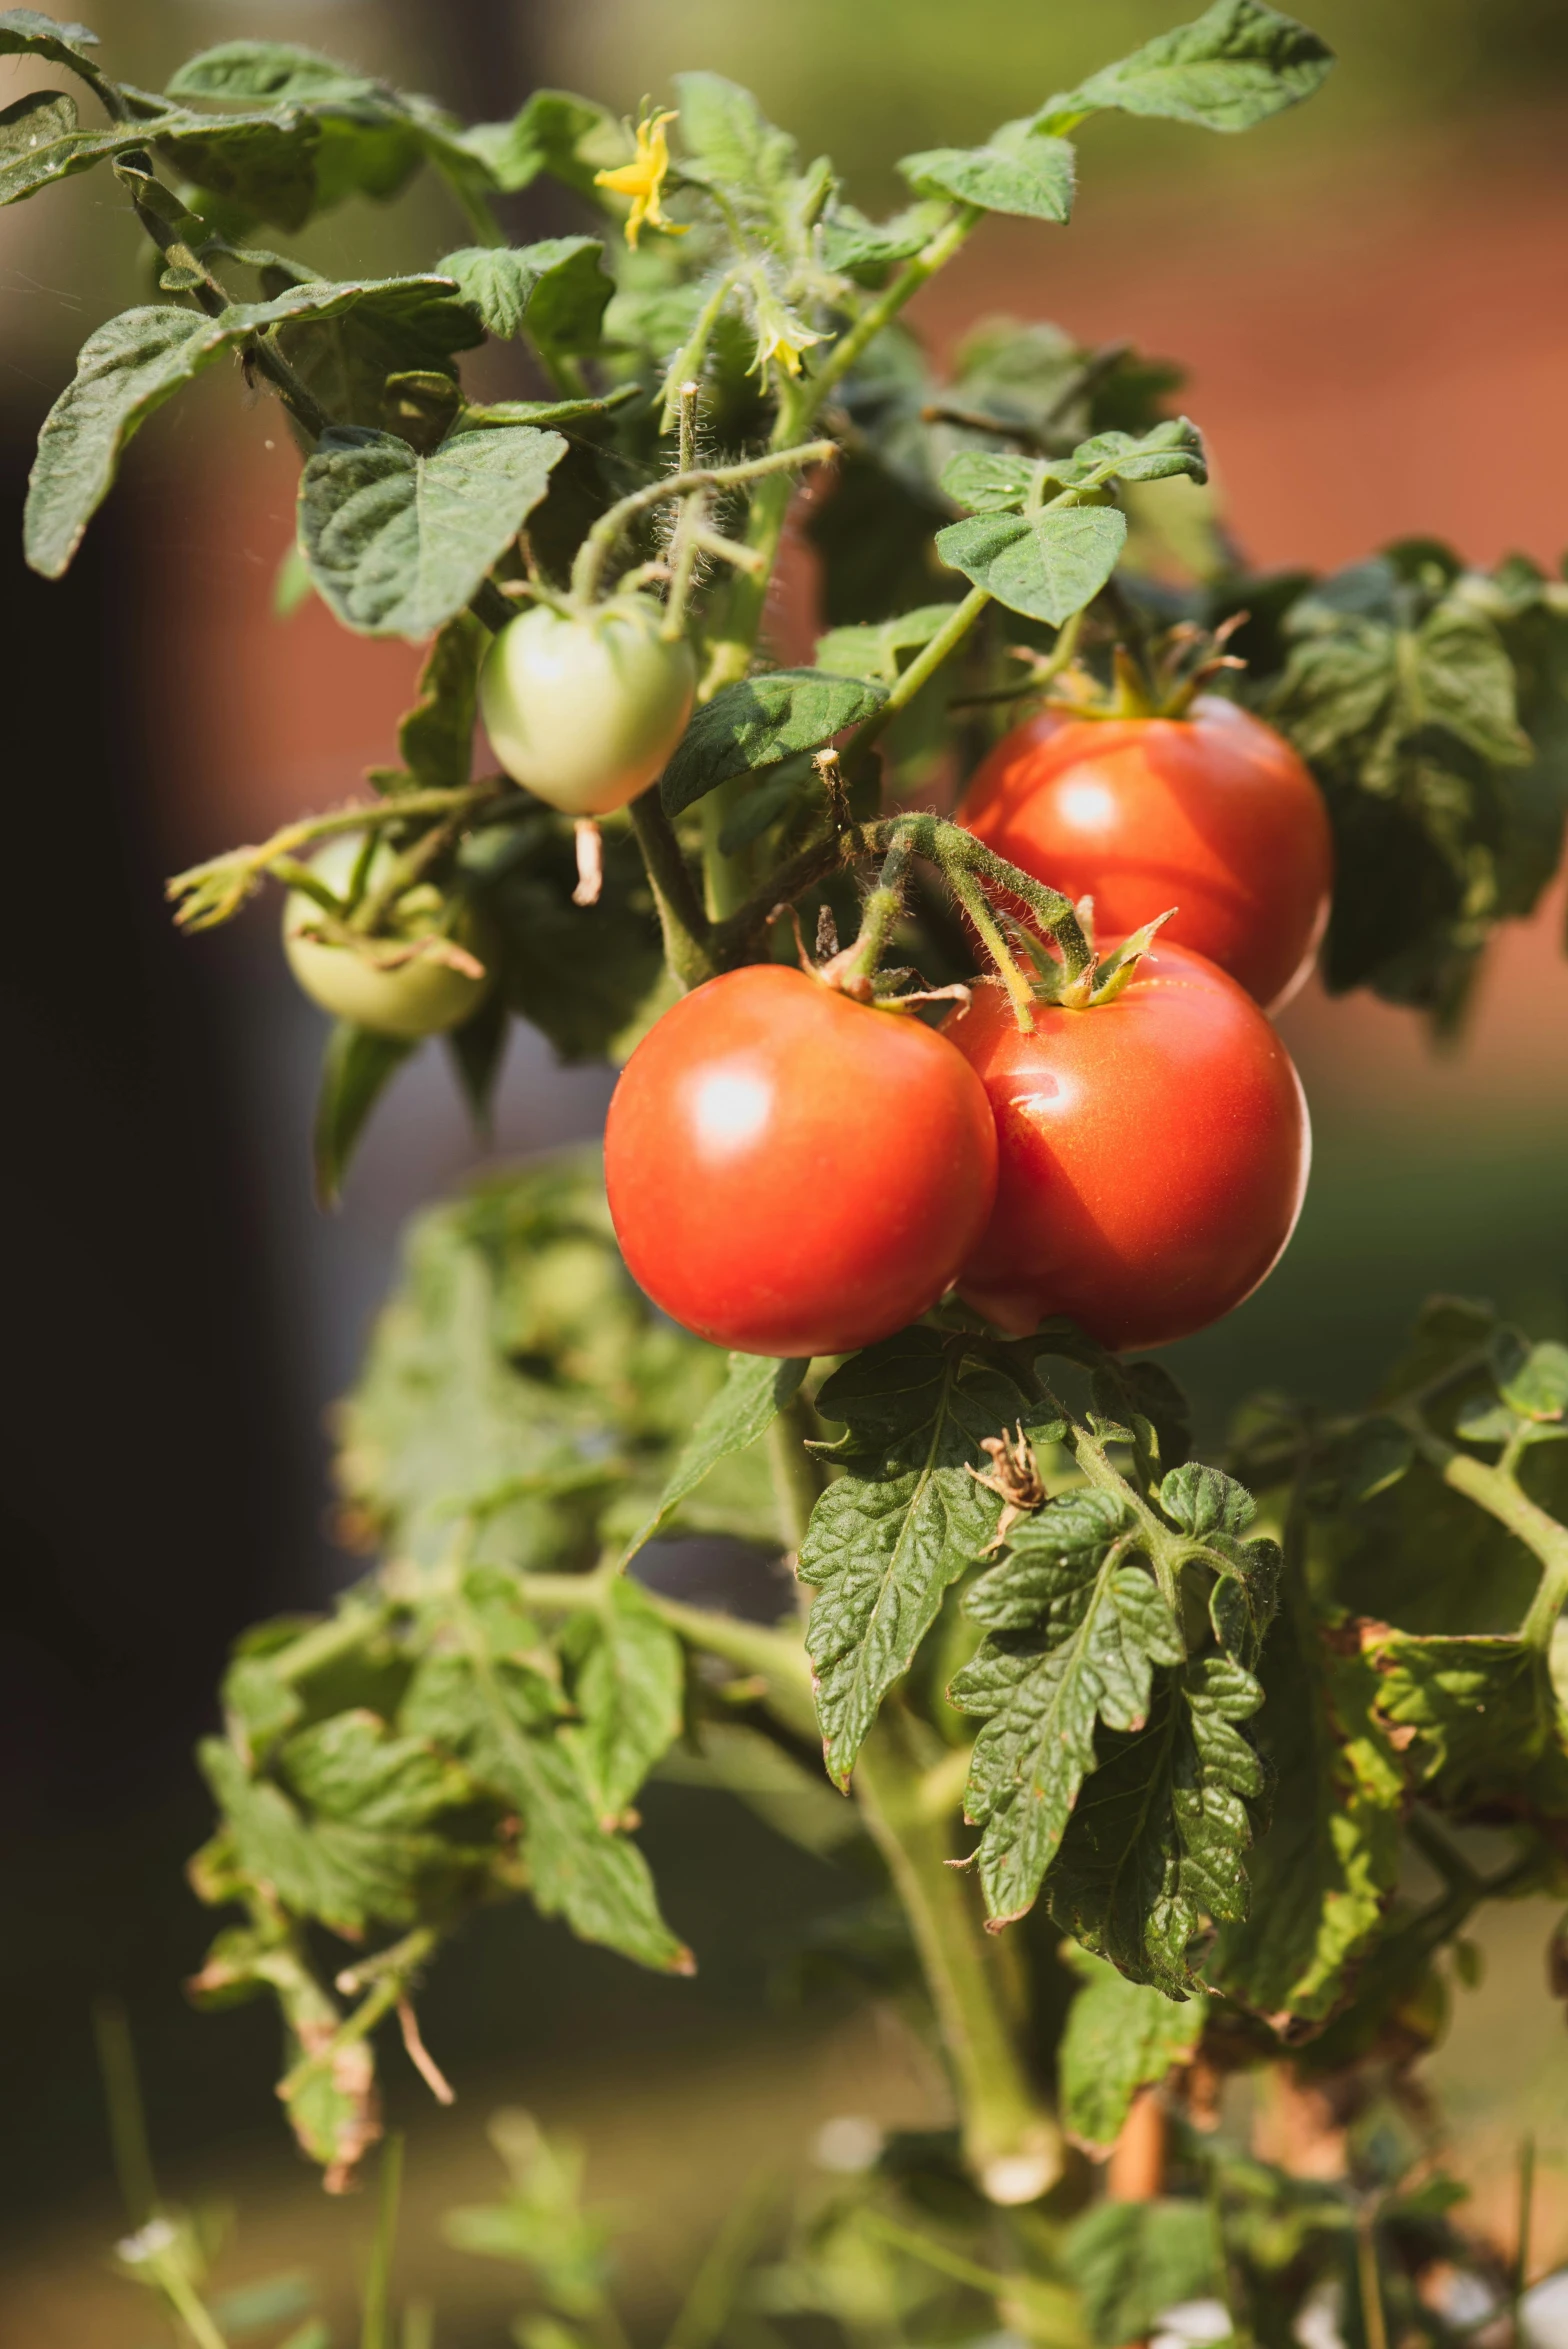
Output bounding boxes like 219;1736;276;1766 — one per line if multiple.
282;833;494;1041
479;592;697;818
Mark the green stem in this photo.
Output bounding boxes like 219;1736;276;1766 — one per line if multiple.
945;860;1036;1029
571;442;837;607
1400;1418;1568;1648
627;788;715;987
829;832;913;996
845;585;992;763
278;1930;438;2102
810;206;981;406
1355;2206;1389;2349
92;1998;160;2230
854;1710;1063;2205
768;1395;828;1552
150;2260;232;2349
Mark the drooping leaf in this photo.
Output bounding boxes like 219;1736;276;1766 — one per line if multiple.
798;1329;1038;1788
440;237;612;354
661;670;886;816
1064;2199;1218;2348
624;1353;809;1562
458;813;666;1064
312;1022;414;1207
935;504;1127;626
1364;1631;1568;1816
274;274;484;434
25;278;468;578
0;8;115;108
1058;1944;1207;2154
564;1577;685;1821
1037;0;1335;137
1206;1577;1404;2026
460;89;625;201
899;135;1075;224
949;1489;1185;1927
298;423;566;638
378;610;485;793
0;85;75;154
1047;1651;1266;1994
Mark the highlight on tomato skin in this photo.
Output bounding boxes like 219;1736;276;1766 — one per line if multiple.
604;963;1000;1360
957;695;1333;1013
947;939;1310;1354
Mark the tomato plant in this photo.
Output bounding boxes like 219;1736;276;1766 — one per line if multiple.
949;942;1309;1349
18;7;1568;2346
958;695;1333;1009
606;964;998;1356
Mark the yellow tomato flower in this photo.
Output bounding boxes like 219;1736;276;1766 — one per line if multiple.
595;109;688;249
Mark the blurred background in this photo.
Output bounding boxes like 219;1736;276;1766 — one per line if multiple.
4;1;1568;2339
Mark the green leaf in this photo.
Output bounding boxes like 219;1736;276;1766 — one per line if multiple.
298;423;566;639
274;274;484;434
899;135;1075;224
1365;1631;1568;1814
25;278;467;578
381;611;485;792
460;89;624;200
1064;2199;1218;2348
1037;0;1335;137
661;670;886;816
0;85;75;154
565;1578;684;1820
428;1570;692;1972
313;1022;414;1207
1159;1462;1256;1539
673;71;804;249
935;505;1127;626
815;603;962;682
820;199;944;284
798;1329;1037;1788
940;422;1206;515
165;38;382;105
459;813;666;1064
1206;1581;1404;2026
1500;1341;1568;1425
0;8;113;106
1058;1944;1206;2153
440;237;612;354
624;1352;809;1562
1047;1652;1267;1993
950;1490;1185;1927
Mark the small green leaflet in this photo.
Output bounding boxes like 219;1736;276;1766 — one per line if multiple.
1065;2200;1219;2349
440;237;612;352
899;135;1075;224
0;86;75;155
950;1489;1185;1927
941;421;1207;514
377;610;486;794
798;1328;1037;1789
460;89;626;200
1048;1650;1265;1995
312;1022;414;1206
298;422;566;638
1036;0;1335;138
1057;1944;1206;2154
816;604;962;682
661;670;886;816
820;200;943;283
936;505;1127;628
24;277;468;578
563;1578;685;1822
624;1352;809;1563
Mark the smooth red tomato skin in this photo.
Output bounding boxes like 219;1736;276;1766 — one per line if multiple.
605;965;999;1358
958;695;1332;1011
947;943;1309;1352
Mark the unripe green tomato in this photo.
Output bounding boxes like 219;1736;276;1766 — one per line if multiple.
479;595;697;815
281;834;494;1040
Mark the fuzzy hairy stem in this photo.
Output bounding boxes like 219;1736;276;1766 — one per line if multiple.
627;788;714;987
855;1708;1064;2206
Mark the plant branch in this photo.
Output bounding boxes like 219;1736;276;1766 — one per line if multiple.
843;585;992;761
571;441;838;606
854;1707;1063;2205
627;787;715;987
167;785;505;932
1398;1415;1568;1648
811;206;981;405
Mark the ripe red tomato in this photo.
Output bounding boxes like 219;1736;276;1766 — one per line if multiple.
605;965;999;1357
957;695;1332;1011
947;942;1309;1352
